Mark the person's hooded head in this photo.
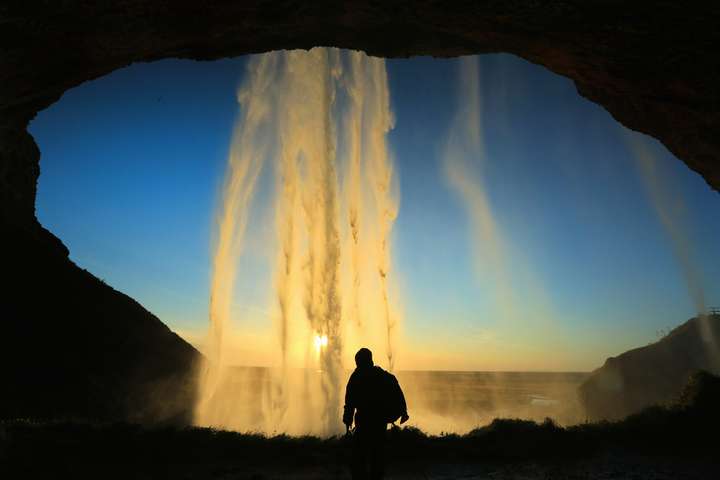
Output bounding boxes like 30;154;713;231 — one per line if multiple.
355;347;373;369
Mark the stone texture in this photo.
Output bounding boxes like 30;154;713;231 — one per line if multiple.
0;1;719;421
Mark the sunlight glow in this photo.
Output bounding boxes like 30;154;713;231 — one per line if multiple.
314;334;329;353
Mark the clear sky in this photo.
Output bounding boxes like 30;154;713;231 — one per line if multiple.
30;52;720;371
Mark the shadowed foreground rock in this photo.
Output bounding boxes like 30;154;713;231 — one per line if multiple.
0;221;199;423
579;314;720;421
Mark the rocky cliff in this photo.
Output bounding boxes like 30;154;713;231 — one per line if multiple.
579;314;720;421
1;218;199;422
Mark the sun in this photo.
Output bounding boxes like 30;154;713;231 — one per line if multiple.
313;334;329;353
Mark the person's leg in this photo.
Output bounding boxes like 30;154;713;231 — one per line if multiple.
351;427;369;480
368;424;386;480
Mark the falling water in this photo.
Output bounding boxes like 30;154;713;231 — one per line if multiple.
194;54;278;428
443;56;526;326
627;135;707;316
194;48;400;436
442;56;560;364
627;134;718;366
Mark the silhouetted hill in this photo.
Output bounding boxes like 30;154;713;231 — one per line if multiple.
579;313;720;421
1;223;200;423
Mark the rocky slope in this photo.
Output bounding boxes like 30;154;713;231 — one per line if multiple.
579;314;720;421
1;221;199;422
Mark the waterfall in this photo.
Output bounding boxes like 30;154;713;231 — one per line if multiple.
195;48;401;436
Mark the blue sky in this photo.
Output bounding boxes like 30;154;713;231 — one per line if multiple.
30;52;720;371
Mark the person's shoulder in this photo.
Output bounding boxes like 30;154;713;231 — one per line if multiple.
350;367;370;380
373;365;395;379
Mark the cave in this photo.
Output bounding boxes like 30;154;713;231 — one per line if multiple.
2;2;719;423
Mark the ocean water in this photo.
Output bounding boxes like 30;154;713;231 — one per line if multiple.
204;367;588;435
396;370;588;434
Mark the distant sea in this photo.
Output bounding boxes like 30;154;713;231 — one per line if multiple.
396;370;588;433
217;367;588;434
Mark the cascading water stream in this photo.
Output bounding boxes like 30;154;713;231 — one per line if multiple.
194;48;401;436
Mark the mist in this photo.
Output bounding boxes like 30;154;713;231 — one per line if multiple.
627;134;707;315
443;57;517;319
627;133;719;367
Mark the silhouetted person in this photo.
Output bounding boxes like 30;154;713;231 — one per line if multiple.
343;347;409;480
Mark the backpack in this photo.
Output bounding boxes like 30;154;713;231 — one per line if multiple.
377;367;405;424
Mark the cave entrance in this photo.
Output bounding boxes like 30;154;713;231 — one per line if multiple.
29;50;720;434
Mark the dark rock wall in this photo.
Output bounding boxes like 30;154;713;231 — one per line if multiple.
0;128;38;228
1;1;719;422
2;219;199;422
579;315;720;421
2;2;719;191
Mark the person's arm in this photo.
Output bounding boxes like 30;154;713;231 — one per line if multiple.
342;372;356;429
397;379;409;424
